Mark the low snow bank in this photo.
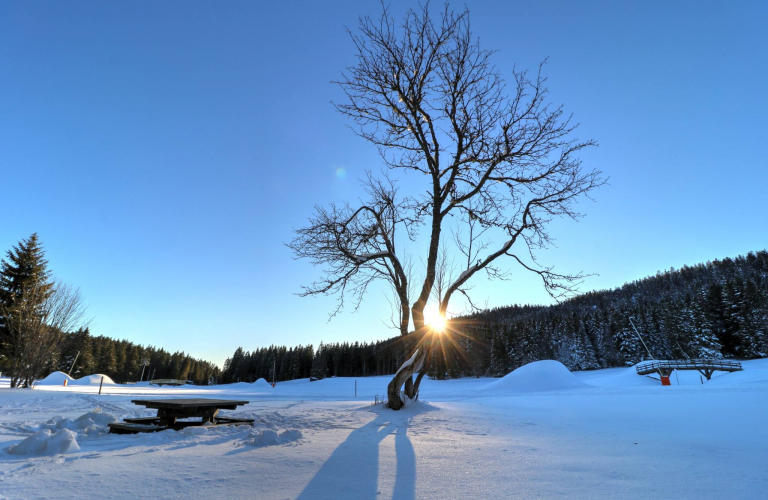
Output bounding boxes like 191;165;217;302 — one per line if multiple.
245;429;302;447
37;371;74;386
41;410;117;436
574;364;659;388
8;429;80;455
4;409;117;456
483;360;590;393
71;374;116;386
216;378;273;390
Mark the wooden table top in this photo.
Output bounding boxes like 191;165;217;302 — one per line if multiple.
131;398;249;409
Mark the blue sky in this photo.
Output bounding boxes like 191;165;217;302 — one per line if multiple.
1;1;766;367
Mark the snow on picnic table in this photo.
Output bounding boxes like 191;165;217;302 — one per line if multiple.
1;359;767;499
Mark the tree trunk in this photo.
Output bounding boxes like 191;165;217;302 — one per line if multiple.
386;347;427;410
412;351;431;396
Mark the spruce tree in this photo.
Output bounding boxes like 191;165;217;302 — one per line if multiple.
689;290;722;358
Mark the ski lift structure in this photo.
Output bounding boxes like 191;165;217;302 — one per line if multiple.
628;317;743;385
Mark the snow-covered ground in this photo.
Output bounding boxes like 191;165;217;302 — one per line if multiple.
1;360;767;499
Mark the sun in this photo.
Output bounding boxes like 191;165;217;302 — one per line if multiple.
424;305;447;333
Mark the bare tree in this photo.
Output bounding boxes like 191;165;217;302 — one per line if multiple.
290;4;604;409
2;281;88;387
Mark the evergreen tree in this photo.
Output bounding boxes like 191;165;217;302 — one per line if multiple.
689;290;722;358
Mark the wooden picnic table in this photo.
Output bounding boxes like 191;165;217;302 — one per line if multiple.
108;398;253;434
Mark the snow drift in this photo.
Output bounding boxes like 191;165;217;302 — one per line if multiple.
37;371;75;386
37;372;115;386
483;360;590;393
246;429;302;447
70;374;116;386
6;410;117;456
225;378;273;390
8;429;80;455
575;364;660;388
253;378;273;389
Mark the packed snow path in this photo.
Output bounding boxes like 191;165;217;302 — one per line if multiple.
1;360;767;499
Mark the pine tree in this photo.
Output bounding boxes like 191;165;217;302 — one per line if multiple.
99;342;118;376
689;290;722;358
613;315;643;365
741;280;766;357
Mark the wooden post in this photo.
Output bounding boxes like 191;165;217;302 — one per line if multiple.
98;376;104;395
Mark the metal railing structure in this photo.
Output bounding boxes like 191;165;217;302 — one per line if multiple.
636;359;742;380
149;379;189;387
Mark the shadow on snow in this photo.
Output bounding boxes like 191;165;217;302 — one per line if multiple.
296;403;437;500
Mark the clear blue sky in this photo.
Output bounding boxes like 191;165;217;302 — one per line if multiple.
1;1;766;367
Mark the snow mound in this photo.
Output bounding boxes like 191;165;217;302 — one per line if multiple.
37;371;116;387
483;360;590;393
73;411;118;430
245;429;302;447
253;378;273;389
41;409;118;436
71;374;116;386
8;429;80;456
37;371;75;386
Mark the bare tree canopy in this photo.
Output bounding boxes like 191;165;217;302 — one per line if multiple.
290;3;604;409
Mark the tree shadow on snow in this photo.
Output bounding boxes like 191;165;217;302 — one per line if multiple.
296;403;436;500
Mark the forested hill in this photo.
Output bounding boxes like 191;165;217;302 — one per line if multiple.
427;250;768;379
56;329;220;384
224;251;768;383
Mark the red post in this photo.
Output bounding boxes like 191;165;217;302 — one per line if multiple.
661;376;671;386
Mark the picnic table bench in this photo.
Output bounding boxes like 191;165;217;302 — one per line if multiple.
108;398;254;434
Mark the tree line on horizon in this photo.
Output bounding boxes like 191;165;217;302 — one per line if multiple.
223;250;767;383
220;337;409;384
58;328;219;384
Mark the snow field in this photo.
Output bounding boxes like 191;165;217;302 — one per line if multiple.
1;359;766;499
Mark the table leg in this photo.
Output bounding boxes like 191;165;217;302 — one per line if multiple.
202;408;219;424
157;408;177;427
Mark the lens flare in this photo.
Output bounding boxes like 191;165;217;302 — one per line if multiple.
424;305;447;333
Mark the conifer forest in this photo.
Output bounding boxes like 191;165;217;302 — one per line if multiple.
222;251;768;383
